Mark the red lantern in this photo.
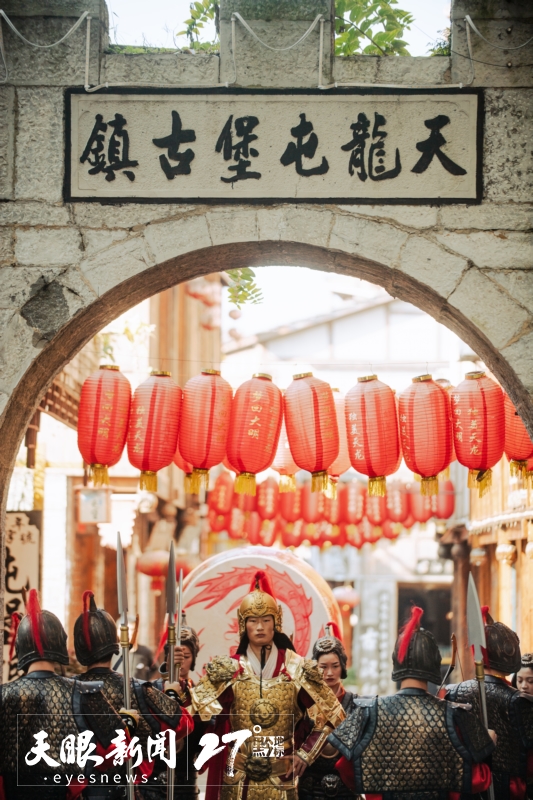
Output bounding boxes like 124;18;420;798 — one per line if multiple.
339;480;366;524
382;520;401;540
328;390;351;491
332;585;359;617
232;490;257;516
208;508;230;533
303;521;323;546
301;482;324;524
323;493;341;525
321;523;346;548
223;455;237;473
361;516;381;544
226;374;282;496
451;371;504;497
78;365;131;487
257;477;280;520
228;507;246;540
430;478;455;520
258;517;281;547
365;493;388;526
403;512;415;531
244;511;262;545
345;375;401;497
179;369;233;493
504;393;533;479
127;372;181;491
173;440;193;477
408;482;433;524
281;519;305;548
279;484;302;522
344;523;364;549
398;375;452;496
386;480;409;523
284;373;339;492
272;420;299;493
209;471;234;515
136;551;190;593
435;379;457;468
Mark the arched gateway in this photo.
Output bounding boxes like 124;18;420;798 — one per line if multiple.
0;0;532;637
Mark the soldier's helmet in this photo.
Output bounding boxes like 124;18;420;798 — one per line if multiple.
74;590;119;667
482;605;521;675
391;606;442;685
312;621;348;679
237;570;283;636
16;588;69;671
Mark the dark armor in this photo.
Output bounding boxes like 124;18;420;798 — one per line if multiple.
447;675;533;799
328;688;494;798
391;626;441;686
299;691;356;800
73;592;119;666
16;609;69;671
483;609;521;675
0;671;125;800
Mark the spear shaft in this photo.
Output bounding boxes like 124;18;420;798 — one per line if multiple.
117;533;134;800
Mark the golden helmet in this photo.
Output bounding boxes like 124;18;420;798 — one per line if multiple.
238;570;283;636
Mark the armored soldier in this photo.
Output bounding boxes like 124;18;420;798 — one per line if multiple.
0;590;126;800
189;570;345;800
73;591;194;794
298;623;358;800
447;607;533;800
330;606;495;800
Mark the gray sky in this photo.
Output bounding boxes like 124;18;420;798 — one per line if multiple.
106;0;451;56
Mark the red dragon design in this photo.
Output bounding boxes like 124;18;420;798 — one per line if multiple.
185;566;314;655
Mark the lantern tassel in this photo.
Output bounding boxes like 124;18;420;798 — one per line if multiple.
526;470;533;491
140;471;157;492
510;460;527;480
186;468;209;495
279;474;296;493
368;476;386;497
235;472;257;496
476;469;492;498
91;464;109;487
325;477;337;499
467;469;478;489
311;471;329;493
438;466;450;480
413;473;422;483
421;476;439;496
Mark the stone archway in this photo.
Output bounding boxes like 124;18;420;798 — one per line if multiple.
2;203;532;511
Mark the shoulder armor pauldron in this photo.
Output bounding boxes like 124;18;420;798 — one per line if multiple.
447;700;473;712
353;696;376;708
301;658;324;685
74;679;104;694
206;655;240;684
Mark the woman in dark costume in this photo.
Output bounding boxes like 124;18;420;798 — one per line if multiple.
298;622;359;800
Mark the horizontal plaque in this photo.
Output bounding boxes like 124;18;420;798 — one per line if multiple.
65;88;482;204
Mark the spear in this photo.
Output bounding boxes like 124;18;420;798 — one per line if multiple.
437;633;457;697
116;532;135;800
467;573;495;800
166;543;177;800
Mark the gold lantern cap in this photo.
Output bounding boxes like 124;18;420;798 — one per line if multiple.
252;373;272;380
466;371;486;380
293;372;313;380
238;570;283;636
357;375;377;383
99;364;120;371
412;374;432;383
150;370;171;377
202;369;221;376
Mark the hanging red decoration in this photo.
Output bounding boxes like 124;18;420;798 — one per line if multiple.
279;484;302;522
339;480;366;525
398;375;452;497
208;471;234;516
284;373;339;492
223;455;237;473
403;512;415;531
321;523;346;548
345;375;401;497
173;440;193;479
258;517;282;547
78;365;132;487
301;481;324;524
226;374;283;496
232;489;257;516
504;393;533;479
272;419;299;493
136;551;190;593
344;523;364;549
408;482;433;524
127;371;181;491
304;521;323;546
208;508;230;533
382;520;401;540
323;492;341;525
257;477;280;521
451;371;504;497
362;516;382;544
228;507;246;540
386;480;409;523
332;585;360;616
179;369;233;494
365;493;388;527
244;511;262;545
327;390;351;495
281;519;305;548
430;478;455;520
435;379;457;472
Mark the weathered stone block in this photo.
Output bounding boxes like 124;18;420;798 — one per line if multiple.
483;90;533;201
143;214;211;265
82;229;129;257
452;1;531;19
338;205;439;230
501;330;533;395
2;0;104;15
439;203;533;231
206;208;258;245
72;203;196;229
451;18;533;87
0;308;42;396
484;269;533;316
102;53;220;85
0;265;95;310
15;228;83;267
15;88;64;202
396;235;468;298
0;87;15;200
279;206;334;247
0;229;14;265
329;213;408;267
334;56;451;85
448;268;531;349
0;202;71;227
435;230;533;269
79;234;157;295
220;0;332;21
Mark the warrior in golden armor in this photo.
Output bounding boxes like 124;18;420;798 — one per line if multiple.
189;571;345;800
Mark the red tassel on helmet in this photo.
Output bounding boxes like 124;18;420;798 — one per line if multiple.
398;606;424;664
251;569;276;598
26;588;44;657
9;612;22;662
326;620;343;642
82;590;94;652
481;605;490;624
153;624;169;664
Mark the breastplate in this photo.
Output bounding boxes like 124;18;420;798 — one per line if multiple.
230;657;302;747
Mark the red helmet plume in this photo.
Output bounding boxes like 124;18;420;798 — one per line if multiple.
9;612;22;662
26;588;44;657
153;624;169;664
481;605;492;624
398;606;424;664
250;569;276;599
326;620;343;642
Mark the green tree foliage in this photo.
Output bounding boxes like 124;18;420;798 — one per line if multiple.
226;268;263;308
335;0;413;56
427;28;451;57
178;0;220;52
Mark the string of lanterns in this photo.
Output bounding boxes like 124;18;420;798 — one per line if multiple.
77;367;533;497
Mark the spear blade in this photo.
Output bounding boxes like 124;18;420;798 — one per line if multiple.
467;572;486;664
116;531;129;627
167;541;177;622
